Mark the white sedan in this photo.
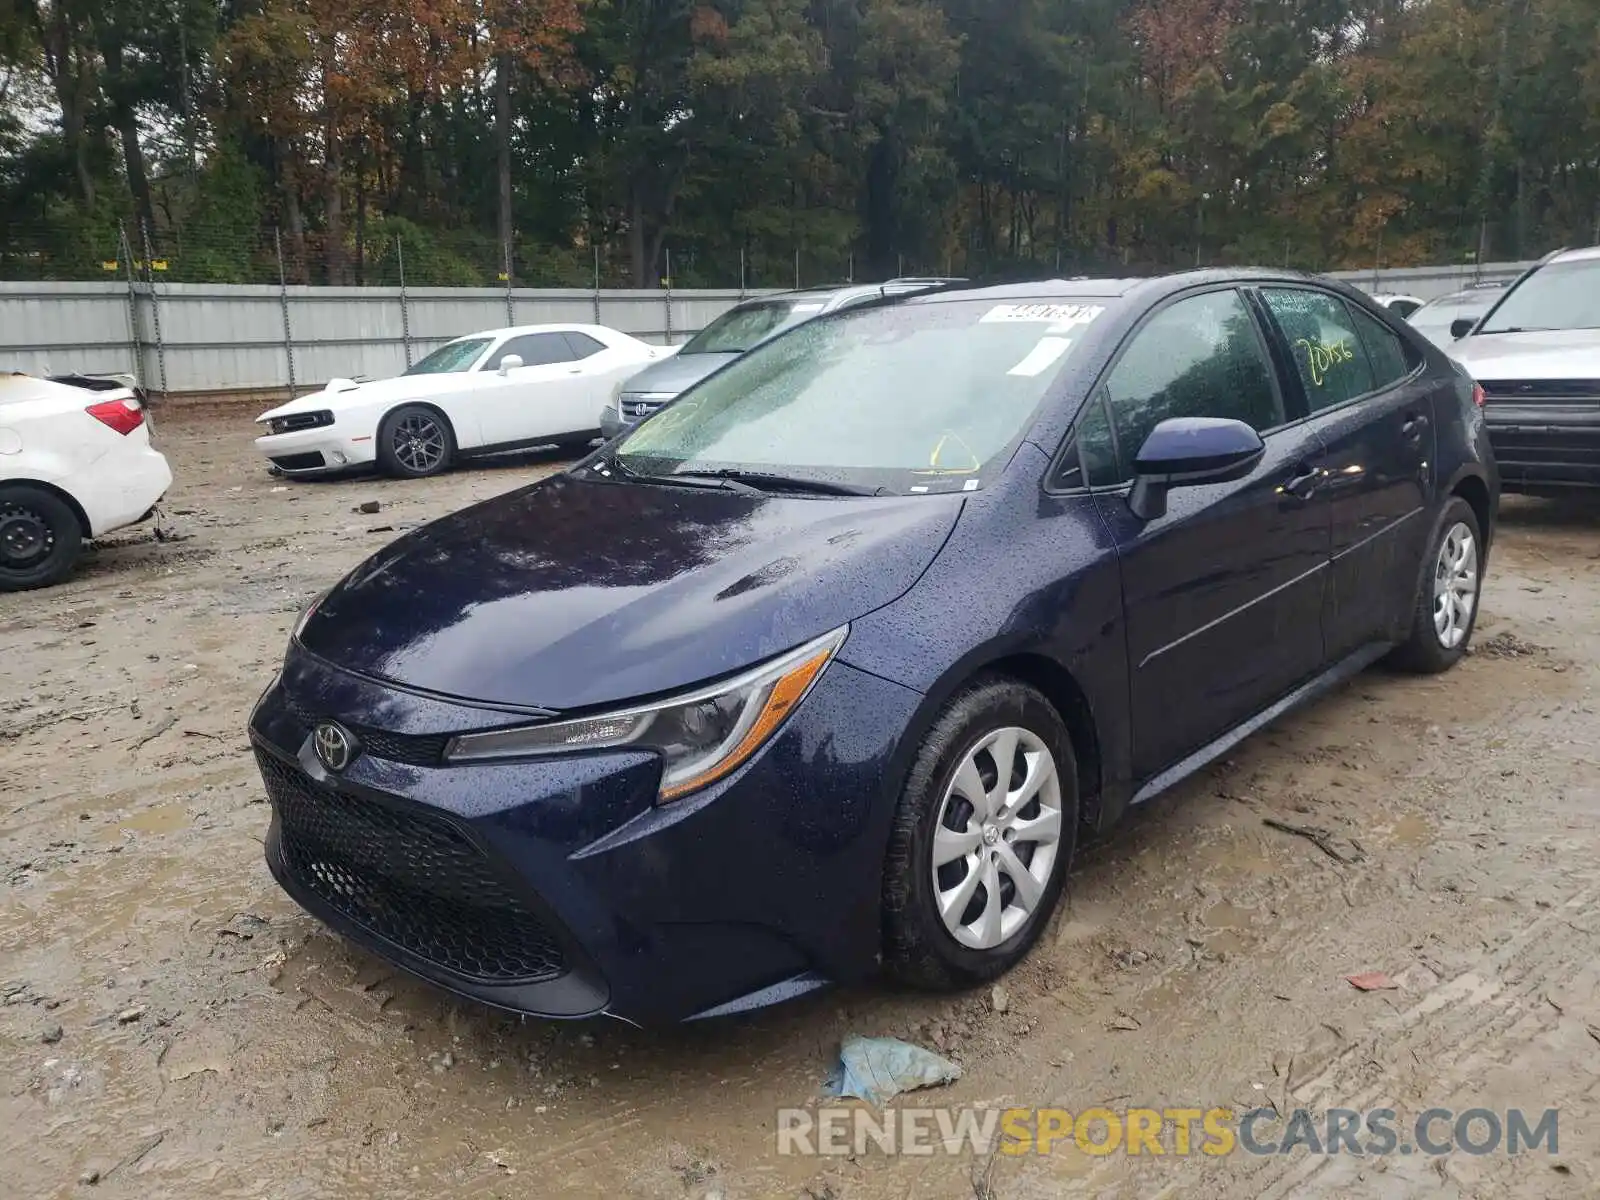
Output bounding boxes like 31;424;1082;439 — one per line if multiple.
253;324;676;479
1;372;173;590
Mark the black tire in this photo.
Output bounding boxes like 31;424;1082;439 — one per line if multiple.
0;484;84;591
883;676;1079;991
377;405;455;479
1388;496;1484;674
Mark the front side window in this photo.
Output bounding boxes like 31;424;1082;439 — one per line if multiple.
1261;288;1376;411
404;338;490;375
1478;257;1600;333
492;333;576;369
1079;289;1281;485
615;297;1113;494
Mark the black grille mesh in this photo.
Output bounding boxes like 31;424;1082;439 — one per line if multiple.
259;751;567;984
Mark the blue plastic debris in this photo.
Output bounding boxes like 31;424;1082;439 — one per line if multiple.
822;1034;962;1106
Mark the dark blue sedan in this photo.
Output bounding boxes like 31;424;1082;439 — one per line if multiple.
250;271;1499;1025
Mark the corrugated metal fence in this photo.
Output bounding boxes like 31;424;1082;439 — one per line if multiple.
0;263;1531;398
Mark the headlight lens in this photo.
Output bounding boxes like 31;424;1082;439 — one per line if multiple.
444;626;848;802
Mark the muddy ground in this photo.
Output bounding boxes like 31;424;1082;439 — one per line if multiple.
3;403;1599;1200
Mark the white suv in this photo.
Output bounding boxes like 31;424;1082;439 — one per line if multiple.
0;373;173;590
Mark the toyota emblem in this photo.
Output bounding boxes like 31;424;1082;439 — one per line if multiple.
313;721;356;772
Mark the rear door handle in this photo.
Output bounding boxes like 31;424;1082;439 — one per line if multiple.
1401;413;1430;441
1282;462;1323;501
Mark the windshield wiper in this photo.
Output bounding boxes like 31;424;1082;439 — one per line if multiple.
675;468;882;497
1484;326;1556;334
606;459;763;494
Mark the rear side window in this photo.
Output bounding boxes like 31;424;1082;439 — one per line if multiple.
563;332;607;360
1073;289;1282;486
1260;288;1375;411
1349;306;1416;389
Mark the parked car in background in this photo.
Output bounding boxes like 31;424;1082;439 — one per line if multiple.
1447;246;1600;493
1407;282;1509;349
1368;292;1424;318
250;270;1496;1025
254;324;674;479
599;278;963;438
0;372;171;590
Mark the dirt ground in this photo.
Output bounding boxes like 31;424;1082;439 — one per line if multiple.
3;403;1599;1200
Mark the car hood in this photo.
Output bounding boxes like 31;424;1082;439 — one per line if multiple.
298;474;962;711
1448;329;1600;379
618;351;739;398
256;374;464;420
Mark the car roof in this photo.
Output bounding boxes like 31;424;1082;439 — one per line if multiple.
451;323;617;342
892;267;1362;307
1550;245;1600;264
1417;287;1502;308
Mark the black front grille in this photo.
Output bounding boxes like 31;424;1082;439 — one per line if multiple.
284;696;450;766
269;410;336;434
270;451;326;471
259;751;567;984
1479;379;1600;402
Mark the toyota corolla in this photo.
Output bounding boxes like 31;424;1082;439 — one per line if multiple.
250;271;1497;1025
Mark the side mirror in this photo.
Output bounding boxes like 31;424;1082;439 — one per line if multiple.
1449;318;1475;340
1127;417;1265;522
498;354;524;375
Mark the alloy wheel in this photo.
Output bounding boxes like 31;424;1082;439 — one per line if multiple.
394;413;446;473
0;502;52;569
1432;520;1478;649
930;726;1064;950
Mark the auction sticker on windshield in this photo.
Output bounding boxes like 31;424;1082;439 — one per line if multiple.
980;303;1105;331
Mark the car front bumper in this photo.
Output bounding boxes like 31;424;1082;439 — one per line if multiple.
255;425;378;476
248;642;922;1024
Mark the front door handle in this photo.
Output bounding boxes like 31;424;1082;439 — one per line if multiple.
1401;412;1430;442
1282;462;1323;501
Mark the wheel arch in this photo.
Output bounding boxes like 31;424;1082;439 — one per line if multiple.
0;477;93;538
1449;470;1493;555
891;645;1106;834
381;400;457;443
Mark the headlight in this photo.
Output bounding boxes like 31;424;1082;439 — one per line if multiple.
292;587;331;641
444;626;848;802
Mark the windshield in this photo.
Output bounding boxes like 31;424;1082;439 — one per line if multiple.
678;299;828;355
1478;259;1600;333
613;297;1109;494
404;338;491;375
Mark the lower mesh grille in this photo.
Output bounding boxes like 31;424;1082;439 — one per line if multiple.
258;750;567;984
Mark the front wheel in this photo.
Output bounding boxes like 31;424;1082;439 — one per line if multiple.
377;405;455;479
883;677;1078;991
1389;497;1483;674
0;484;84;591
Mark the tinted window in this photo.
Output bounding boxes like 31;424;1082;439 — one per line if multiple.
563;332;607;360
1261;288;1375;411
404;338;490;375
1350;306;1414;389
1083;289;1281;485
492;333;576;368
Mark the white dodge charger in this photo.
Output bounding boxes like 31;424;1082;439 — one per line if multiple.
253;324;676;479
0;372;173;591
